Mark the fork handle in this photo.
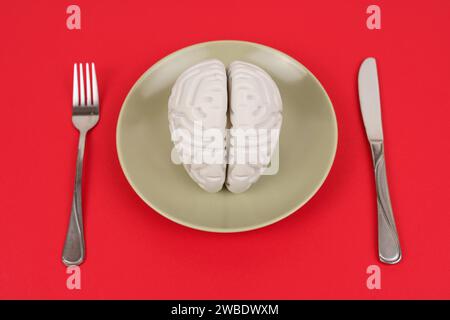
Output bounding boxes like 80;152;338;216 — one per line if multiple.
370;141;402;264
63;131;87;266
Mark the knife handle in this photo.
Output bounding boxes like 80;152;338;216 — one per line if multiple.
370;141;402;264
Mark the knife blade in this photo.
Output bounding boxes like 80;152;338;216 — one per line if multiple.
358;57;402;264
358;58;383;141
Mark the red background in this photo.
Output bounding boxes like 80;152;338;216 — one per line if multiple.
0;0;449;299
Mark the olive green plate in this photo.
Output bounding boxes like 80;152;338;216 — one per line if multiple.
116;40;337;232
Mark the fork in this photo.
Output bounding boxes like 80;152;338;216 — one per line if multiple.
62;63;99;266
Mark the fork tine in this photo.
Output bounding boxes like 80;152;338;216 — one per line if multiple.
85;63;91;106
91;63;99;106
79;63;85;106
73;64;79;106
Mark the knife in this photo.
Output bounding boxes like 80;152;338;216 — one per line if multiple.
358;57;402;264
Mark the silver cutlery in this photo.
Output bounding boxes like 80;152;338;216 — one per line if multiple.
358;57;402;264
63;63;99;266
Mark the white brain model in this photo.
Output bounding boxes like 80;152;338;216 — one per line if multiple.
168;59;282;193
